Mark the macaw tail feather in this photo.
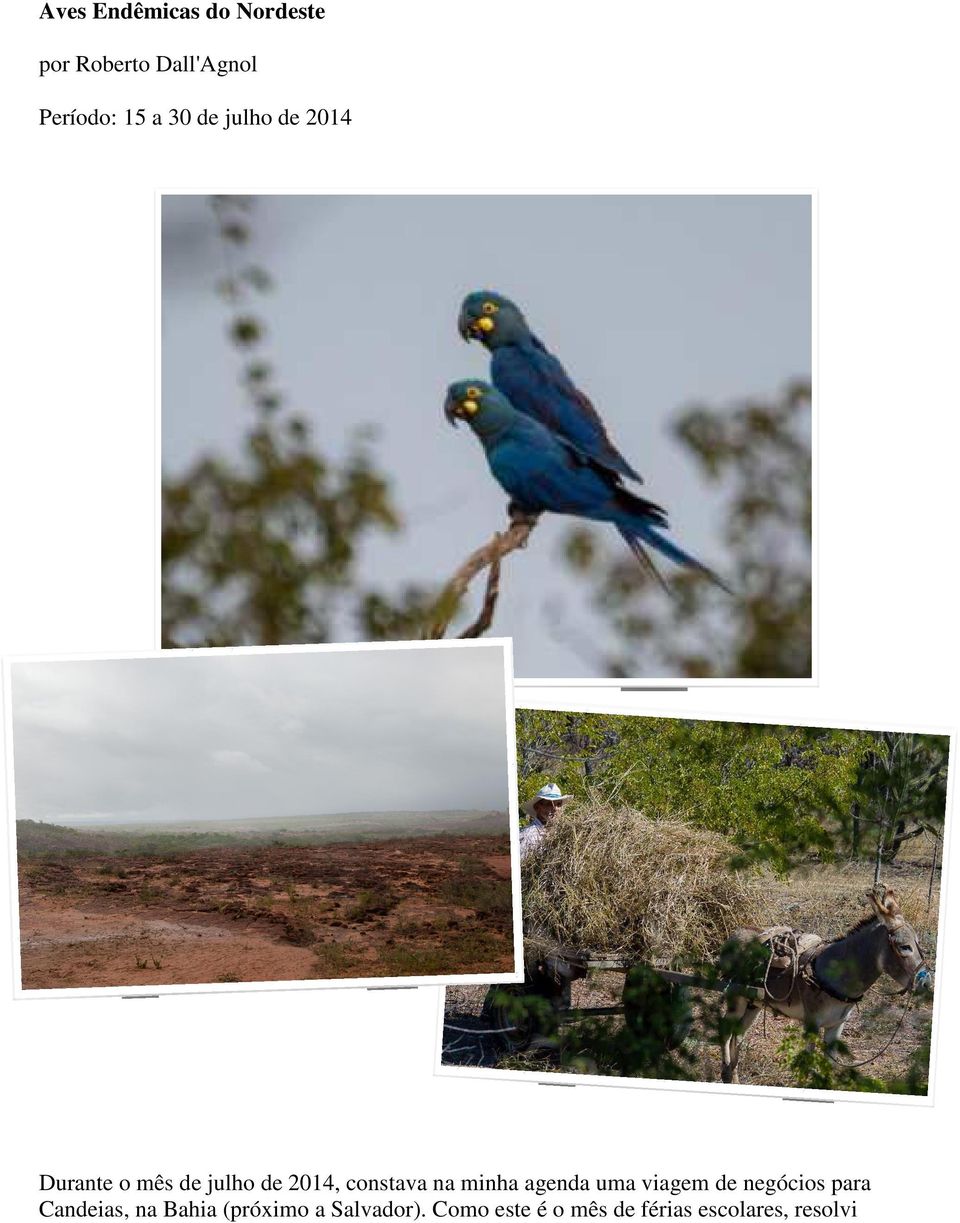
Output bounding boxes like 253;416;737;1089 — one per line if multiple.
610;453;645;484
617;525;733;595
616;527;672;596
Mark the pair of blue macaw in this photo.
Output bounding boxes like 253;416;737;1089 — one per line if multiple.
444;290;728;592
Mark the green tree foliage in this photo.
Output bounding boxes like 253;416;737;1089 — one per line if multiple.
161;197;402;648
559;380;811;677
852;732;949;876
777;1014;932;1095
488;971;698;1082
516;711;947;871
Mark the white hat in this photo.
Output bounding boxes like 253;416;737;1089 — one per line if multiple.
522;782;573;819
534;783;573;802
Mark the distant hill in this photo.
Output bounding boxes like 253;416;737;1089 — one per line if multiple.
17;820;117;856
16;810;508;859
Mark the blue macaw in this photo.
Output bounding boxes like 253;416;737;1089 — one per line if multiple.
458;289;642;483
443;380;730;593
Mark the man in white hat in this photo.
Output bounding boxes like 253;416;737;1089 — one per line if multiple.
481;781;582;1039
519;782;573;861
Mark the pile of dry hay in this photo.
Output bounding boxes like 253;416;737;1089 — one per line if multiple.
522;804;765;965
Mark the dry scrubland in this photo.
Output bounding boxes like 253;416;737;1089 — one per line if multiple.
444;807;940;1089
19;831;514;988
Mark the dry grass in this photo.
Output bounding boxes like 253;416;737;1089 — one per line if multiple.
522;803;765;964
757;855;941;957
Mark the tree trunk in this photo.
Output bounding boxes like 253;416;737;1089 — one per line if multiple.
882;819;926;863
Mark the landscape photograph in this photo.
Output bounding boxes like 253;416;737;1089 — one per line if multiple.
9;643;517;992
441;709;947;1099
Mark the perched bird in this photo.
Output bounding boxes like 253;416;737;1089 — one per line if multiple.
458;289;642;483
443;379;730;593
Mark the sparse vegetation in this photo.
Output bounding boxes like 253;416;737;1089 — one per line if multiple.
380;930;505;978
311;943;360;977
344;888;398;922
440;875;514;921
19;832;514;989
16;810;505;859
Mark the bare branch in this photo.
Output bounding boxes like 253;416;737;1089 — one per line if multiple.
428;513;538;639
459;552;502;639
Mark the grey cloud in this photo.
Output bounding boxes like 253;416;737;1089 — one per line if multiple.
11;646;510;826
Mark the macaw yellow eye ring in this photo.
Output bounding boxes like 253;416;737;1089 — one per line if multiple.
465;386;481;399
481;301;499;314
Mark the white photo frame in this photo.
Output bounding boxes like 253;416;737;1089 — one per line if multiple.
6;639;524;999
435;699;952;1105
157;192;816;687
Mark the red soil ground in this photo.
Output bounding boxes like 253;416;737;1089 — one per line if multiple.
18;834;515;990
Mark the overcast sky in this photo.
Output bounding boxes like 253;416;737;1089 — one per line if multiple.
162;195;811;676
10;646;510;826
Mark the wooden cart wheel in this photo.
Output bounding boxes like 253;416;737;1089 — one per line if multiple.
480;985;538;1053
481;961;575;1054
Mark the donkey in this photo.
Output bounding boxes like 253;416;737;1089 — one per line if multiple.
719;886;931;1085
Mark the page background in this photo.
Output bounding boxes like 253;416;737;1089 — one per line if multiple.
3;2;958;1216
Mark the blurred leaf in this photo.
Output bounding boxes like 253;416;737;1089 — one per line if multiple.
560;380;812;678
230;316;263;347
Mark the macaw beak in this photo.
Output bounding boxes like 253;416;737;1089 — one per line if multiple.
457;311;495;342
444;393;481;426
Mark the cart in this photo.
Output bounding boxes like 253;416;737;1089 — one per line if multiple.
482;954;766;1054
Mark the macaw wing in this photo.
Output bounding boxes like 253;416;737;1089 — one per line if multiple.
494;340;644;483
547;432;665;523
520;469;611;518
490;434;611;517
551;434;669;526
497;342;605;438
528;334;609;426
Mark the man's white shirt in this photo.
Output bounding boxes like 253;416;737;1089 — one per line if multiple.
519;817;546;861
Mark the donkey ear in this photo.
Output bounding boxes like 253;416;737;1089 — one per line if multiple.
867;885;904;928
865;885;899;912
